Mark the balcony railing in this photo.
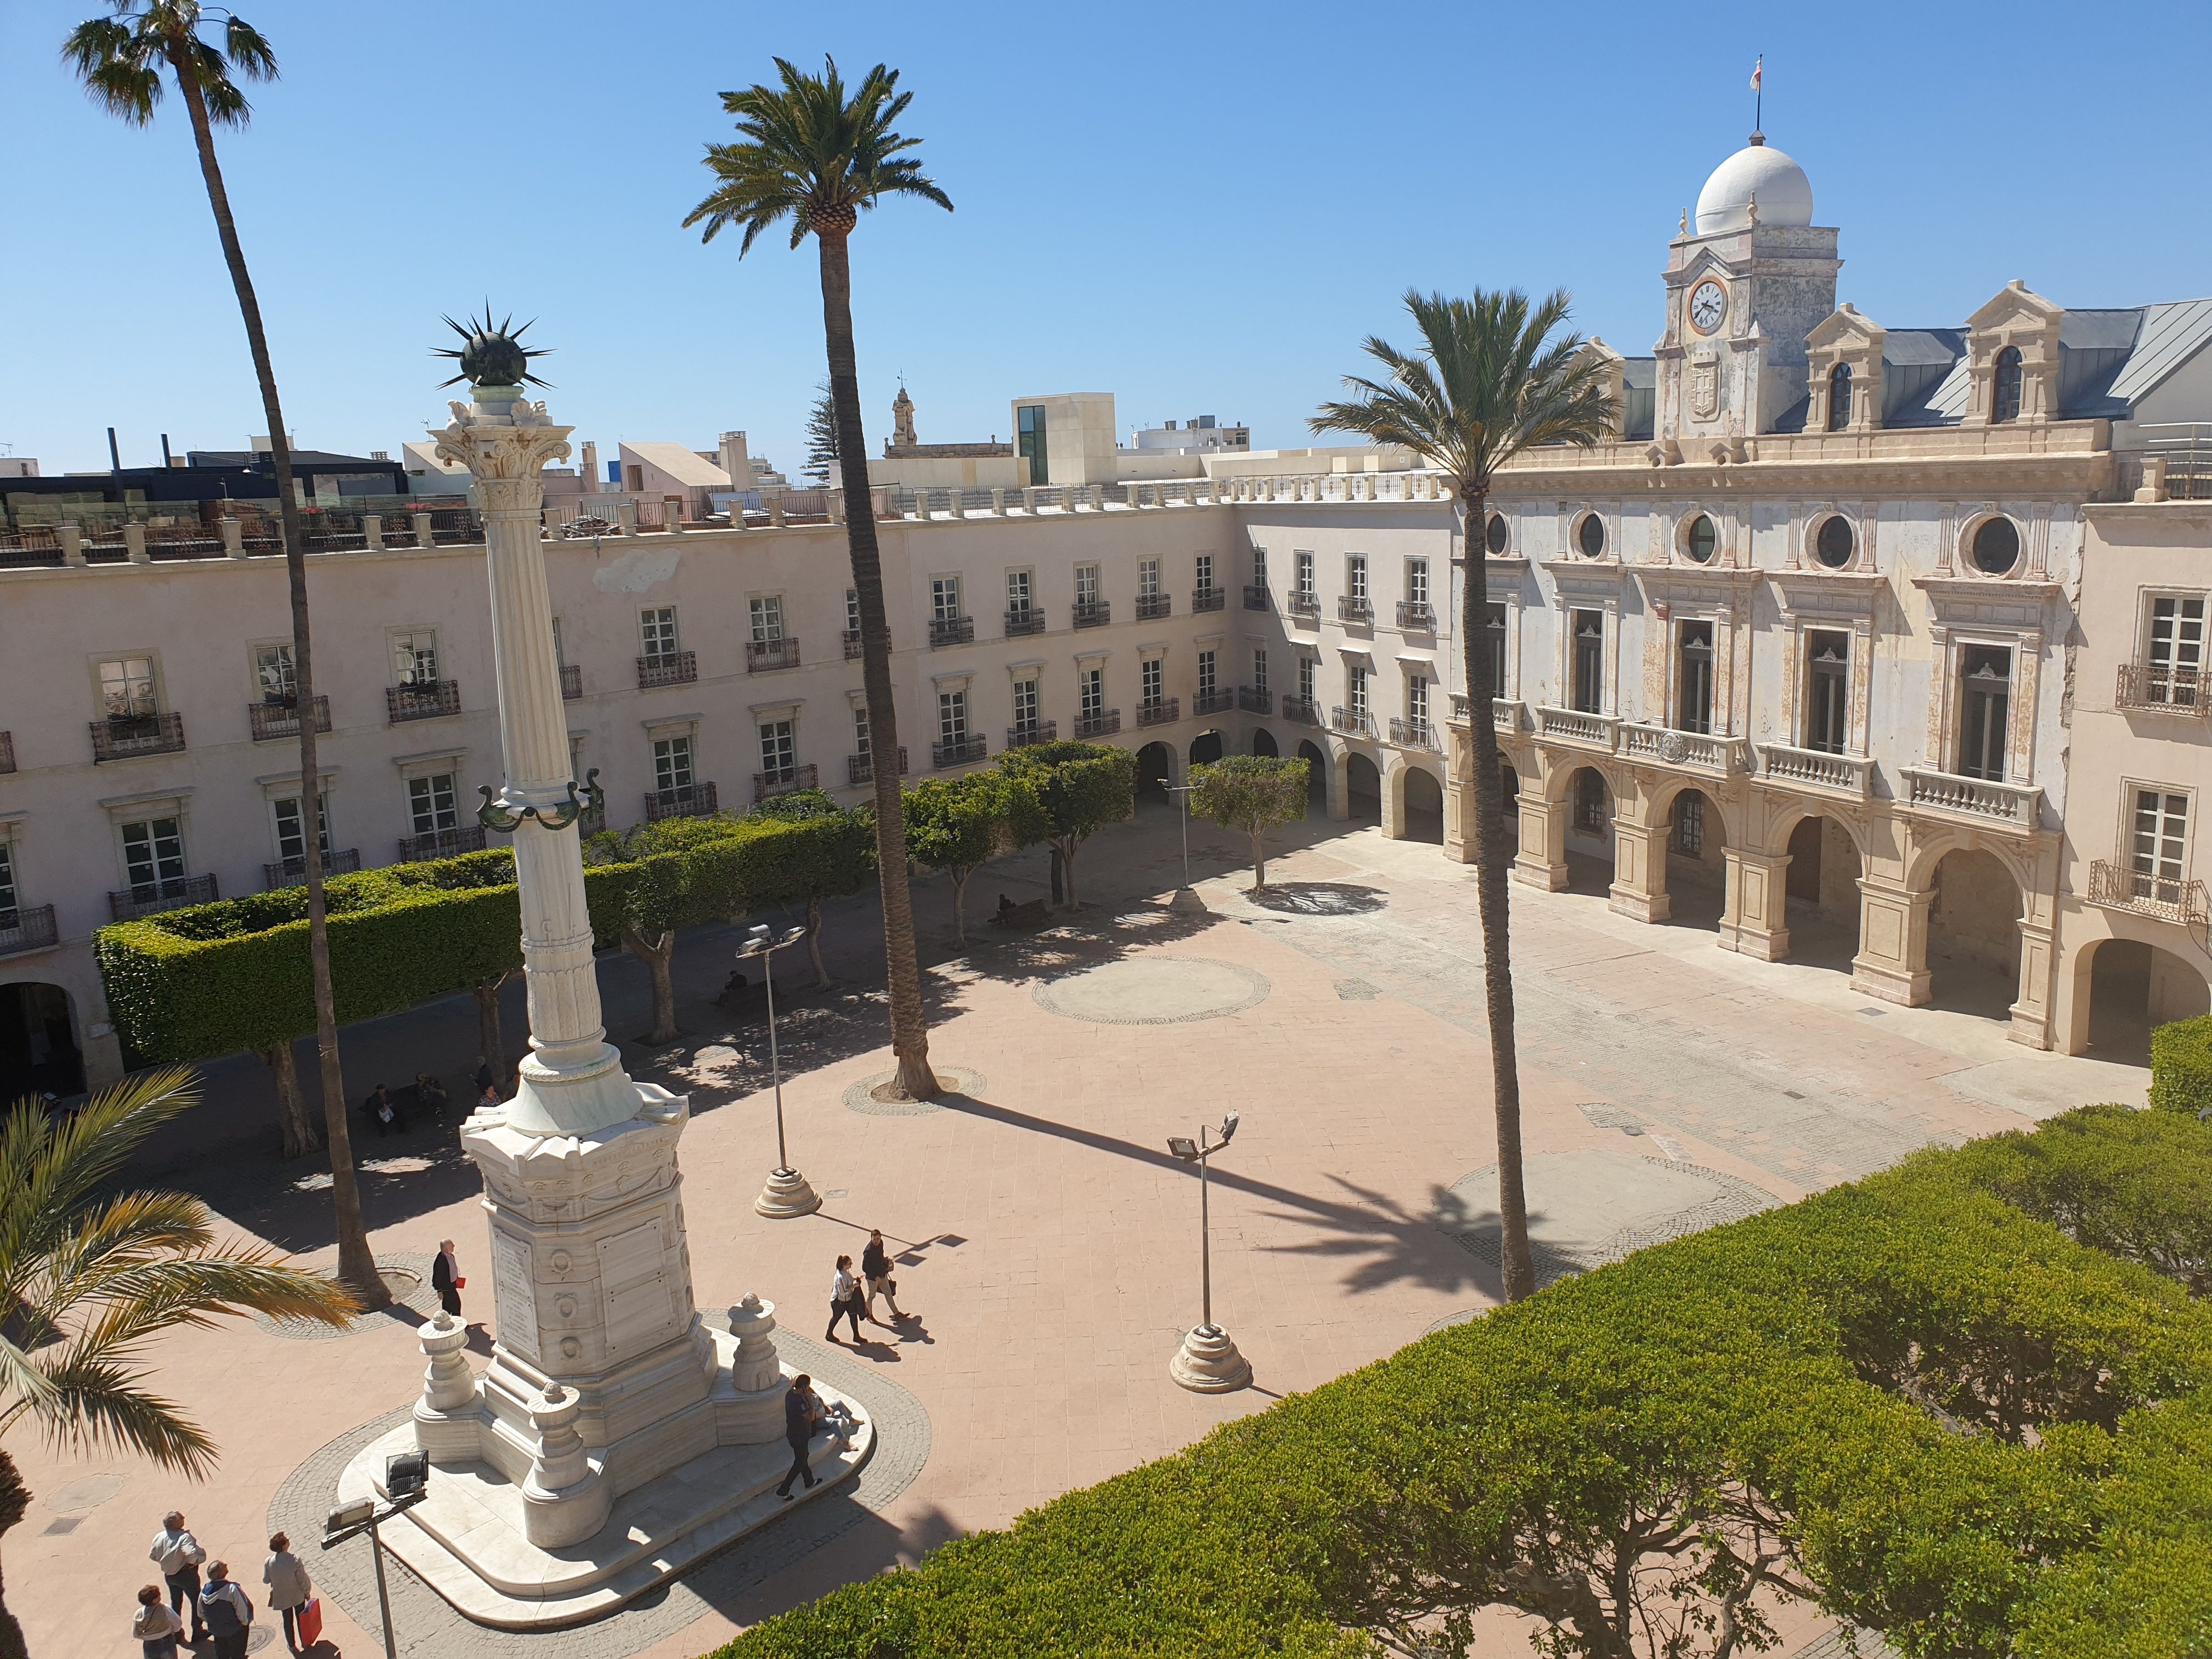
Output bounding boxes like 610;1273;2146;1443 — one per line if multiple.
1389;716;1436;749
0;905;59;957
1006;720;1057;749
1136;594;1172;620
108;875;219;922
995;606;1045;639
753;762;819;803
263;848;362;889
386;680;461;723
397;825;487;863
1757;742;1875;799
843;628;865;660
644;782;720;822
1073;709;1121;739
1193;687;1236;716
639;649;699;688
89;711;186;761
929;616;974;648
1619;723;1750;776
1237;686;1272;714
932;735;988;769
560;663;582;700
1137;696;1181;727
746;636;802;674
1244;584;1272;611
2089;859;2211;926
1533;706;1621;752
1192;587;1226;613
1898;766;2042;833
1338;596;1374;624
1397;600;1436;631
1072;599;1111;629
0;731;12;773
2115;661;2211;714
1331;706;1376;737
248;695;331;742
847;747;908;786
1282;696;1319;726
1288;592;1320;620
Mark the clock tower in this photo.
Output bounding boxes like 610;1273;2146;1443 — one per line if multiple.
1655;135;1840;447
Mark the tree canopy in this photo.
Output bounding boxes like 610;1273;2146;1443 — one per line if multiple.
1190;755;1309;889
996;741;1137;906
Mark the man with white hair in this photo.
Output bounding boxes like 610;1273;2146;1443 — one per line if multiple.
146;1511;207;1647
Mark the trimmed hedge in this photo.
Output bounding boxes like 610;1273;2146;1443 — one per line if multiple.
710;1107;2212;1659
2150;1012;2212;1116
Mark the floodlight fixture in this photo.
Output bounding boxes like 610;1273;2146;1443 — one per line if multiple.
386;1450;430;1499
325;1499;374;1535
1167;1136;1200;1161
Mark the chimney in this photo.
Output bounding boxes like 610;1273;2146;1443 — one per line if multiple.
581;440;599;491
718;430;750;489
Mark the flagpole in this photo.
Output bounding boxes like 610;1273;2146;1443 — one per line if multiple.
1752;55;1763;143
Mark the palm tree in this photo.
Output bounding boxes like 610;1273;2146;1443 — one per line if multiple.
803;380;839;484
1312;289;1615;1302
685;57;952;1099
63;2;386;1305
0;1070;356;1658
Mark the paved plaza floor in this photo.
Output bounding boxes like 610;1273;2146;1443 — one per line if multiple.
12;804;2146;1659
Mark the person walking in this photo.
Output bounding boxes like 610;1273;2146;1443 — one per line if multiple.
823;1254;864;1343
773;1372;820;1500
148;1510;207;1646
861;1228;911;1324
133;1585;183;1659
198;1562;254;1659
262;1533;312;1653
432;1239;464;1319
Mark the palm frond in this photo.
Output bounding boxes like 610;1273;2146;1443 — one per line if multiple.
221;15;276;80
61;16;162;124
25;1354;219;1479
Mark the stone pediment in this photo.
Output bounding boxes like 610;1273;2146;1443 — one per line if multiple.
1910;572;2063;629
1807;302;1886;353
1966;279;2063;337
1770;568;1886;619
1542;559;1627;601
1633;565;1762;606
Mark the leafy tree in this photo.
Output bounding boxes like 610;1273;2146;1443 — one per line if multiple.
1190;755;1309;890
589;815;748;1045
686;57;952;1100
1311;289;1614;1303
0;1068;354;1658
803;380;838;484
903;772;1041;946
997;742;1137;909
63;1;381;1305
751;789;875;986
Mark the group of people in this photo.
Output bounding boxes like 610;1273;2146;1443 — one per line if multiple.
824;1229;915;1343
142;1513;313;1658
359;1059;504;1139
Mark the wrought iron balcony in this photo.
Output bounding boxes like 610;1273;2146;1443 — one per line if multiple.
2115;661;2211;714
746;636;802;674
1338;596;1374;624
1073;709;1121;739
644;782;720;822
560;663;582;700
1618;723;1750;777
1005;606;1046;637
1137;696;1181;727
932;735;988;768
248;695;331;742
1237;686;1272;714
0;731;12;773
1244;584;1272;611
386;680;460;723
1006;720;1057;749
1389;716;1436;749
1532;706;1621;753
2089;859;2211;926
1757;742;1875;800
847;747;907;785
1193;687;1236;716
263;848;362;889
1899;766;2042;834
397;825;487;863
89;710;186;761
843;628;865;660
1287;592;1320;620
1072;599;1111;629
1331;706;1375;737
1397;600;1436;631
0;905;58;957
753;763;819;803
1192;587;1227;613
639;649;699;688
108;875;218;922
1136;593;1172;620
1281;696;1319;726
929;615;974;648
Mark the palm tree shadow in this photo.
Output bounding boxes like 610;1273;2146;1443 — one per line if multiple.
1259;1171;1508;1300
1245;882;1388;917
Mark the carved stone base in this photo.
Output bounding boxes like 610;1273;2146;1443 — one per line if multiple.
1719;921;1790;961
1852;956;1929;1006
1513;857;1571;891
1169;1324;1252;1393
1608;884;1672;923
754;1165;822;1220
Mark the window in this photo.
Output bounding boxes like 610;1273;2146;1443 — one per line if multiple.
1572;771;1608;835
1295;550;1316;599
1142;658;1163;703
1198;649;1217;695
1676;621;1714;734
1486;602;1508;697
2148;596;2207;704
1826;362;1853;431
1348;664;1369;719
274;793;333;863
1577;513;1606;558
1992;346;2024;424
846;589;861;633
1815;514;1854;568
1486;514;1509;556
1139;558;1161;599
253;643;296;702
99;656;157;718
1684;514;1717;564
1958;646;2012;781
1672;792;1706;856
1408;676;1429;724
391;630;438;686
121;816;185;898
939;687;970;741
1298;657;1317;703
0;842;16;926
932;575;962;621
759;718;795;775
1075;564;1099;605
1080;668;1104;718
1007;569;1032;612
652;735;694;793
1251;546;1268;582
1407;558;1429;606
1571;610;1605;713
852;703;871;757
1970;516;2021;575
641;606;681;658
1347;554;1368;602
1252;648;1269;695
748;595;785;643
2134;789;2189;883
408;773;459;834
1013;676;1039;732
1017;404;1049;484
550;618;567;665
1195;552;1215;592
1806;630;1850;754
626;464;645;493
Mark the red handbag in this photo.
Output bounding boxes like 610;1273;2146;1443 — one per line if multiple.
296;1598;323;1647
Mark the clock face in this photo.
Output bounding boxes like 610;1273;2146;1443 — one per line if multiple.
1689;280;1727;335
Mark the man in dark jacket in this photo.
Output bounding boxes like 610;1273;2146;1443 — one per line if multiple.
431;1239;462;1318
774;1373;820;1500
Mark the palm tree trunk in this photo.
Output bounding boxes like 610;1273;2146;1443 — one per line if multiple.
1460;482;1537;1302
817;229;935;1099
167;44;383;1308
0;1446;28;1659
263;1040;320;1158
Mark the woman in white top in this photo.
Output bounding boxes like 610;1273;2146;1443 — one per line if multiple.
825;1254;865;1343
261;1533;313;1653
134;1585;183;1659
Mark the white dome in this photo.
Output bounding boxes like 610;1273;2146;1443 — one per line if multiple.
1693;142;1813;234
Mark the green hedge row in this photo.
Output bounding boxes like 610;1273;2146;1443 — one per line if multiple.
712;1106;2212;1659
2151;1012;2212;1116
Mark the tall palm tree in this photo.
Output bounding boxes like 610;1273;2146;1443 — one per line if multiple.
1313;289;1615;1302
685;57;952;1099
63;3;386;1305
0;1070;356;1659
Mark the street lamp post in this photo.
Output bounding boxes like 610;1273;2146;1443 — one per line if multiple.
740;921;820;1217
1165;1110;1251;1392
1165;782;1194;888
321;1453;428;1659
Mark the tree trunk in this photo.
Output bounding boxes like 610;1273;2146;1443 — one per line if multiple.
817;230;935;1101
472;972;514;1086
623;927;679;1045
1056;836;1082;907
1250;830;1267;891
949;868;969;947
805;896;830;989
168;43;384;1307
0;1446;29;1659
263;1041;320;1158
1460;482;1537;1302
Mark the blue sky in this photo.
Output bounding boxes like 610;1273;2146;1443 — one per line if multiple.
7;0;2208;477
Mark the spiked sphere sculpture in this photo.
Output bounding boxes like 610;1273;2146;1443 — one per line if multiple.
434;307;551;389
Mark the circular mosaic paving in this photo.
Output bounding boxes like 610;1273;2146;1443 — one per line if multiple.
252;1252;441;1341
1031;957;1271;1026
841;1065;988;1117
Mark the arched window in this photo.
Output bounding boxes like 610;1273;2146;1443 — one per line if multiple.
1971;515;2021;575
1684;514;1717;563
1815;515;1854;568
1577;513;1606;558
1826;363;1853;431
1991;346;2024;424
1486;514;1509;555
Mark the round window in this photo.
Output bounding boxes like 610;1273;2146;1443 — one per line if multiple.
1577;513;1606;558
1970;516;2021;575
1815;515;1854;568
1486;514;1509;555
1685;514;1717;563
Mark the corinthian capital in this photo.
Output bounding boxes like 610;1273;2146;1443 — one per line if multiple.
432;394;575;483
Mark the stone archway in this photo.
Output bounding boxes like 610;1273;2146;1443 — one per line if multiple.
1188;730;1224;768
1296;739;1329;816
1346;753;1383;823
1252;726;1279;758
1135;741;1175;802
0;981;86;1102
2080;938;2211;1065
1660;787;1728;927
1781;812;1864;972
1927;847;2025;1022
1401;765;1444;844
1564;765;1615;895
